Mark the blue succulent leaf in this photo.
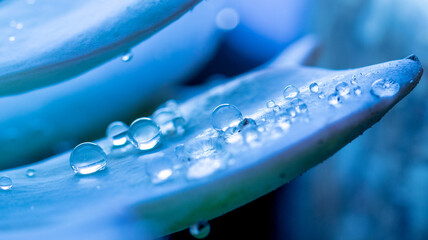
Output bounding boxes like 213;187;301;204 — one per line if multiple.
0;56;422;239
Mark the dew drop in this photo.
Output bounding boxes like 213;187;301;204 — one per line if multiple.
121;52;133;62
215;8;239;30
351;75;358;85
283;85;299;99
353;86;362;96
328;93;343;106
153;108;186;136
184;137;224;160
266;100;275;109
190;221;211;239
370;78;400;97
15;22;23;30
211;104;243;132
0;177;12;190
70;142;107;175
318;92;326;99
187;158;223;180
26;169;35;178
309;82;319;93
286;107;297;118
128;118;161;150
146;157;174;184
106;121;128;147
335;82;350;96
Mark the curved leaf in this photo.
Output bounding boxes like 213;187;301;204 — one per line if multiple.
0;0;200;95
0;0;224;169
0;57;422;239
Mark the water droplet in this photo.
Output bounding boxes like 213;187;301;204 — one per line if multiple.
8;36;15;42
70;142;107;175
215;8;239;30
128;118;161;150
184;137;225;161
121;52;133;62
283;85;299;99
335;82;350;96
351;75;358;85
296;103;308;113
286;107;297;118
153;108;185;136
237;118;256;130
106;121;129;147
318;92;326;99
211;104;243;132
309;82;319;93
353;86;362;96
26;169;35;177
328;93;343;106
370;79;400;97
266;100;275;108
242;126;260;144
190;221;211;239
146;157;174;184
0;177;12;190
187;158;224;179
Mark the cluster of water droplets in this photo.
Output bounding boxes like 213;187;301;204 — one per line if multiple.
69;100;186;175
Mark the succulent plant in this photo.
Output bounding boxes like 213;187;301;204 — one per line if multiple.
0;1;424;239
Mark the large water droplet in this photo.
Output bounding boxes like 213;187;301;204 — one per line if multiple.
70;142;107;175
0;177;12;190
335;82;350;96
26;169;35;178
309;82;319;93
121;52;133;62
106;121;129;147
283;85;299;99
128;118;161;150
190;221;211;239
211;104;243;132
328;93;343;106
370;79;400;97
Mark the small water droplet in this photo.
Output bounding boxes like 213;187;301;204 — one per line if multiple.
15;23;23;30
0;177;12;190
26;169;35;177
286;107;297;118
190;221;211;239
266;100;275;108
184;137;225;161
146;157;174;184
128;118;161;150
353;86;362;96
215;8;240;30
335;82;350;96
211;104;243;132
351;75;358;85
8;36;15;42
70;142;107;175
153;108;186;136
187;158;224;179
121;52;133;62
283;85;299;99
106;121;129;147
370;78;400;97
318;92;326;99
328;93;343;106
309;82;319;93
